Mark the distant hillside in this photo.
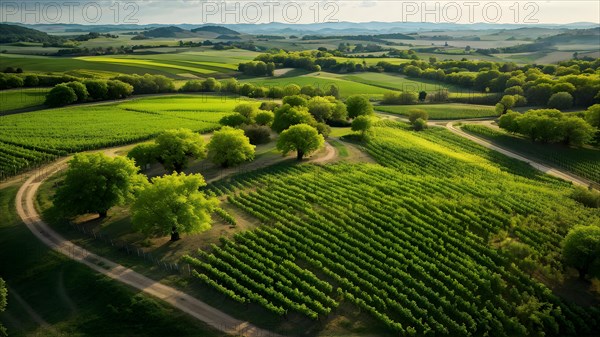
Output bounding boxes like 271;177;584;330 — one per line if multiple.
140;26;186;38
0;23;62;43
538;27;600;44
191;25;239;35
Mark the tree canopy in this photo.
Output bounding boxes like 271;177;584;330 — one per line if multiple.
346;95;374;118
54;153;146;218
207;127;256;167
276;124;324;160
271;104;317;133
562;225;600;279
45;84;77;107
155;128;207;172
131;172;217;241
351;115;374;139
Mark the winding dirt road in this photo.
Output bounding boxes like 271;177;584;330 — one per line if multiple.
14;158;284;337
446;122;594;188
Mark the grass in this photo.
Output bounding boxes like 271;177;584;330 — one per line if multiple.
0;88;49;113
341;72;458;93
461;124;600;184
376;103;497;119
0;182;225;337
0;95;249;154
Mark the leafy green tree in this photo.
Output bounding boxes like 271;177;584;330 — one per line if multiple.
552;82;576;94
283;84;301;96
54;153;146;218
498;111;521;133
547;92;574;110
277;124;324;160
562;225;600;279
504;86;524;96
45;84;77;107
234;103;258;123
132;172;217;241
155;129;207;172
587;104;600;128
127;143;158;169
258;101;280;111
326;84;340;98
83;79;109;100
346;95;373;119
220;113;247;127
106;80;134;99
418;91;427;102
207;127;255;167
331;101;348;121
408;109;428;124
202;77;221;92
221;78;239;93
351;115;374;139
271;104;317;133
525;83;553;106
282;95;308;107
496;95;516;115
0;277;6;337
560;116;596;146
307;96;334;122
65;81;89;102
255;110;275;126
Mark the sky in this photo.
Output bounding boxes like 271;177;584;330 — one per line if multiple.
1;1;599;25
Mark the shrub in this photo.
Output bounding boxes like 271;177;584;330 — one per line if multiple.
255;110;275;126
65;81;89;102
570;187;600;208
408;109;428;123
547;92;574;110
219;113;247;128
413;118;428;131
259;101;281;111
45;84;77;107
242;124;271;144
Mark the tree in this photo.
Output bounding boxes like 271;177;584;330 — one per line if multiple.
525;83;553;106
562;225;600;280
83;79;109;100
408;109;428;124
220;113;247;128
155;129;207;172
331;101;348;121
307;96;334;122
586;104;600;141
346;95;373;118
132;172;217;241
54;153;146;218
65;81;89;102
326;84;340;98
271;104;317;133
283;84;301;96
351;115;374;139
242;124;271;144
277;124;324;160
202;77;221;92
255;110;275;126
45;84;77;107
233;103;258;123
127;143;158;169
207;127;255;167
498;111;520;133
106;80;134;99
547;92;574;110
282;95;308;107
418;91;427;102
560;116;596;146
496;95;516;115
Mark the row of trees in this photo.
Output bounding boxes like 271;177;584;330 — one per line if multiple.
498;108;597;146
0;72;80;90
43;74;176;107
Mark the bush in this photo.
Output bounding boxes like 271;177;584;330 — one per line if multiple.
316;122;331;138
282;95;308;107
127;143;158;169
570;187;600;208
346;95;373;118
219;113;247;127
207;127;255;167
408;109;428;123
65;81;89;102
382;91;418;105
242;124;271;144
547;92;574;110
24;74;39;87
45;84;77;107
259;101;281;111
106;80;134;99
202;77;221;92
255;110;275;126
413;118;428;131
428;90;449;102
84;79;109;100
180;80;203;92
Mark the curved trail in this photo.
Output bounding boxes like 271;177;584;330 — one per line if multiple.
15;158;283;337
446;122;594;188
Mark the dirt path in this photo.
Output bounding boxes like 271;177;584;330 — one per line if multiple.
310;141;336;164
446;122;594;188
14;159;284;337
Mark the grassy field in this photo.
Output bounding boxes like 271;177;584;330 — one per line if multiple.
0;182;225;337
376;103;497;119
461;124;600;184
0;50;257;79
0;88;49;113
0;95;252;178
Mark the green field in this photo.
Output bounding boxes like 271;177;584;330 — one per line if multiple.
377;103;497;119
0;50;257;79
462;124;600;184
341;72;456;92
0;88;49;113
186;120;599;335
0;95;251;178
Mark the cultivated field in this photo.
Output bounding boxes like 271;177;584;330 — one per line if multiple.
0;88;49;113
377;103;497;119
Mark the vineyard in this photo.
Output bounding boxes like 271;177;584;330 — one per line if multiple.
462;124;600;184
0;88;49;113
0;95;249;179
183;121;600;335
